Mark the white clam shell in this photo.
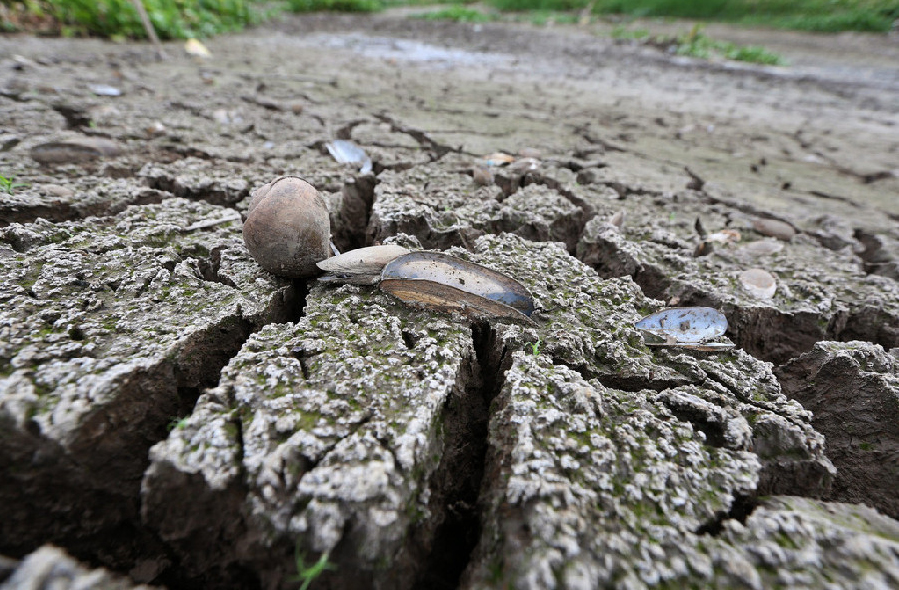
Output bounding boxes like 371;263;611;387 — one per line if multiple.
317;245;410;276
739;268;777;299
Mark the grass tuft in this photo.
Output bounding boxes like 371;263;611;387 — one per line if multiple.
290;549;336;590
414;6;494;22
485;0;899;32
675;24;785;65
286;0;383;13
2;0;266;39
0;174;28;194
610;25;650;39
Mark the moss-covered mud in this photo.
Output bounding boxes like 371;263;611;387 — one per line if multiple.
1;10;898;590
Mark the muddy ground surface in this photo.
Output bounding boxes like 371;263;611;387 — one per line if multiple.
1;9;899;590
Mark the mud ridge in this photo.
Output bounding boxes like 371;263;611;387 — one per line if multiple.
125;280;313;587
581;223;896;365
1;253;311;585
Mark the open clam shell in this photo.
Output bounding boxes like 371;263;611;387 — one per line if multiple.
635;307;729;345
379;252;535;321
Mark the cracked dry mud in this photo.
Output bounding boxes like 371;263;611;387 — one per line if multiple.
2;10;899;590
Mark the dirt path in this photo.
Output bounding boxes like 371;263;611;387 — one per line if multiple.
3;11;898;229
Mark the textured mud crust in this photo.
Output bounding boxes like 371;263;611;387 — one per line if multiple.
1;9;898;590
777;342;899;519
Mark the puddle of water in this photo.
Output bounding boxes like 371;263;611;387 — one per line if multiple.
315;33;512;68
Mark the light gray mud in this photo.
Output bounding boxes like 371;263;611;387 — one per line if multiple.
1;10;898;590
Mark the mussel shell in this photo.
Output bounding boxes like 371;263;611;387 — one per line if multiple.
317;245;409;284
317;245;410;276
380;278;531;323
635;307;728;344
380;252;535;320
644;341;735;351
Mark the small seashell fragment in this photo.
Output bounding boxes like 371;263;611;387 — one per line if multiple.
706;229;741;243
753;218;795;242
739;268;777;299
90;84;121;97
609;210;626;230
508;157;540;173
146;121;166;137
483;152;515;166
184;38;211;57
317;245;410;285
326;140;372;174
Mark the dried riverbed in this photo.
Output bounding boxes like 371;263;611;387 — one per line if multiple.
1;11;898;590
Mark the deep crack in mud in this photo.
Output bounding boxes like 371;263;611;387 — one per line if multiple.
414;322;510;590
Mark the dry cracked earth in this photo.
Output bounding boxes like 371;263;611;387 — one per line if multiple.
1;10;899;590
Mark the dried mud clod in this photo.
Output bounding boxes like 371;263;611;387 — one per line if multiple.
776;341;899;520
574;187;899;365
142;282;478;588
0;199;298;574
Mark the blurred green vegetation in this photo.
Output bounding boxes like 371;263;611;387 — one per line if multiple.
674;23;785;64
1;0;267;38
486;0;899;32
413;5;494;21
286;0;382;13
1;0;895;39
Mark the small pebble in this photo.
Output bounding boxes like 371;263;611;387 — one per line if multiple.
472;165;493;186
40;184;74;198
753;218;795;242
31;137;123;164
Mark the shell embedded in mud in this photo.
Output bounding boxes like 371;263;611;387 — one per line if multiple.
739;268;777;299
379;251;535;321
635;307;730;346
316;245;410;285
242;176;331;278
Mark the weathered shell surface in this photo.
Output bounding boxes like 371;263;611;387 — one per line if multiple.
739;268;777;299
316;245;410;284
379;251;535;320
635;307;728;344
242;176;330;278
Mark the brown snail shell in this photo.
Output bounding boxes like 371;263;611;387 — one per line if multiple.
243;176;330;278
